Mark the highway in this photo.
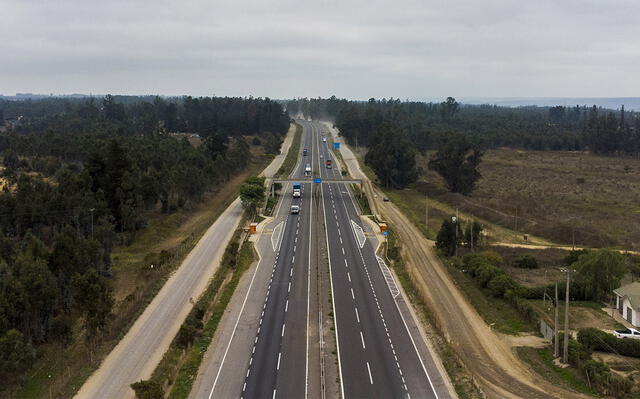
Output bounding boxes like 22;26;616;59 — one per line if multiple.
314;120;441;398
240;120;315;398
194;120;321;399
194;120;451;398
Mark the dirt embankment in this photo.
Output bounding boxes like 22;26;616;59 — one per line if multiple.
376;195;589;398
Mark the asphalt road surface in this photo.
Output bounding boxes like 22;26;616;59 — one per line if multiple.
194;120;320;399
193;120;452;399
312;121;441;399
241;121;316;398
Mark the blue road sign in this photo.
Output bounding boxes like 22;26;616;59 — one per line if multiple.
383;231;388;236
313;178;322;183
334;142;340;149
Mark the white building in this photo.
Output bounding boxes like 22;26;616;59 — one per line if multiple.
613;282;640;326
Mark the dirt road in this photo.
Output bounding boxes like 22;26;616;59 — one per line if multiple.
324;121;589;399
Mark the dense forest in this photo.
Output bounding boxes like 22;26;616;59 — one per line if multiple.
287;97;640;189
0;95;289;383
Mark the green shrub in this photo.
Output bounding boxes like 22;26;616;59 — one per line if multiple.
488;274;517;298
504;290;536;321
475;263;502;287
462;254;491;274
565;249;589;265
578;327;640;358
478;250;504;266
131;380;164;399
513;254;538;269
175;314;203;349
567;336;592;368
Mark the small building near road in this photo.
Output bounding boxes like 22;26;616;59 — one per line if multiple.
613;282;640;326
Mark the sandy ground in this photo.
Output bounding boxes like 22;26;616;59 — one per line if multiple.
324;120;589;399
493;241;640;255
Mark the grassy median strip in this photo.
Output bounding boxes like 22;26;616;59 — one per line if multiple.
277;122;302;178
139;227;256;398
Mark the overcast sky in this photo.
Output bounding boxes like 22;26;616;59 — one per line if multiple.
1;0;639;99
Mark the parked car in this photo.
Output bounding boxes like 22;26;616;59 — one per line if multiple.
614;328;640;339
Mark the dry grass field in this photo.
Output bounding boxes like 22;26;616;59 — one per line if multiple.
416;149;640;250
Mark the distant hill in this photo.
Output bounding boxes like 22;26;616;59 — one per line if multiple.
416;97;640;111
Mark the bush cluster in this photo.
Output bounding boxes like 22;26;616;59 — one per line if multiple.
513;254;538;269
461;253;536;321
578;328;640;358
570;330;634;396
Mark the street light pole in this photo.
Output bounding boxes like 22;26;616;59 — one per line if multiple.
563;270;571;363
554;282;559;358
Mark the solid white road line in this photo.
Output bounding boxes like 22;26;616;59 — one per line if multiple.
319;140;345;399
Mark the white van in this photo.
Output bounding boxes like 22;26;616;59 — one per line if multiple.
290;205;300;214
304;164;311;176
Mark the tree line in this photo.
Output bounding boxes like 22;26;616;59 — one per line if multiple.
0;95;289;385
1;94;290;138
287;97;640;193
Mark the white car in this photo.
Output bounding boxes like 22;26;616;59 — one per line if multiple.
322;138;327;142
290;205;300;214
614;328;640;339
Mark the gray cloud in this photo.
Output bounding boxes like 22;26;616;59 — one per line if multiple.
1;0;638;98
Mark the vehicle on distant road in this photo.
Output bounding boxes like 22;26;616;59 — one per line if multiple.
290;204;300;214
320;154;323;158
326;159;332;169
305;164;311;176
293;183;301;198
383;197;390;202
322;137;327;143
303;148;308;156
614;328;640;339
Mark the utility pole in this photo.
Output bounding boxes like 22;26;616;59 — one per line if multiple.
554;282;559;358
563;270;571;364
